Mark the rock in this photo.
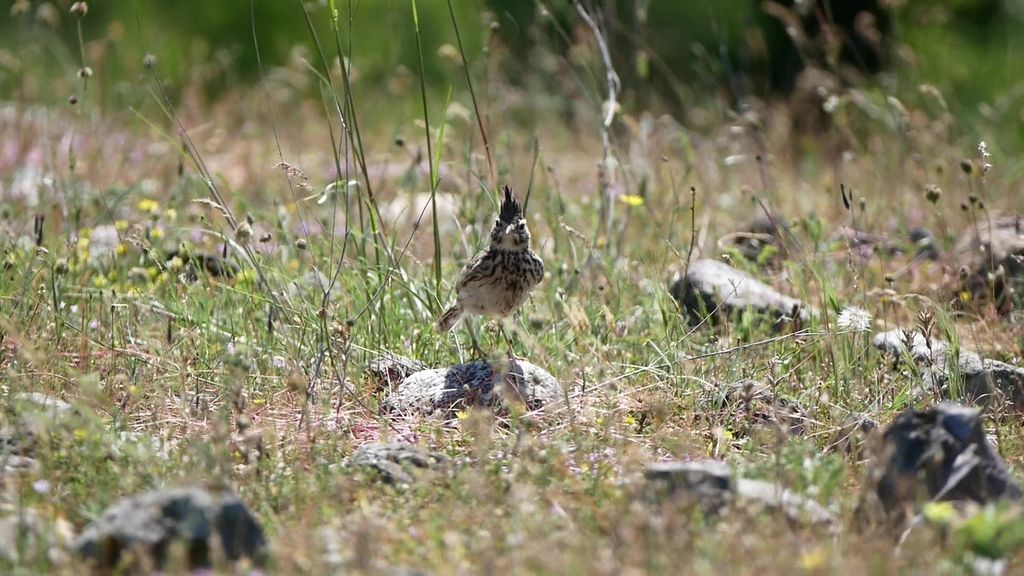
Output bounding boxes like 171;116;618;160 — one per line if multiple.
871;403;1022;521
73;486;267;571
723;214;789;263
873;329;1024;411
13;392;75;416
733;478;835;526
366;354;430;393
670;259;814;330
2;393;81;456
644;460;833;526
0;506;75;565
645;460;733;515
702;379;807;437
384;358;561;416
1;454;40;476
344;443;449;485
951;215;1024;311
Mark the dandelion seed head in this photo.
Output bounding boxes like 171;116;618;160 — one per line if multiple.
837;306;872;333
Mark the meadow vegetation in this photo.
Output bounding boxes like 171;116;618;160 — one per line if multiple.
1;0;1024;573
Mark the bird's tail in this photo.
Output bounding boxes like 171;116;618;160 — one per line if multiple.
436;304;464;333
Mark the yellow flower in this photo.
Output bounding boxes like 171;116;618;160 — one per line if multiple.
138;199;160;214
148;227;165;241
115;219;129;231
923;501;957;525
236;269;257;284
93;275;109;288
618;194;644;207
116;243;127;256
798;548;828;571
76;236;90;250
164;208;178;221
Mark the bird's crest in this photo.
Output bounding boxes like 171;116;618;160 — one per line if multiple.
499;185;522;223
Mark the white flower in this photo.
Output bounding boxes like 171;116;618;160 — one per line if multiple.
836;306;873;333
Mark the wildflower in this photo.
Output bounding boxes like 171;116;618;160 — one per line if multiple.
618;194;644;207
799;548;828;571
138;198;160;214
978;140;992;177
70;2;88;17
836;306;872;333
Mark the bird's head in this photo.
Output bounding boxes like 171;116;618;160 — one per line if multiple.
489;185;531;250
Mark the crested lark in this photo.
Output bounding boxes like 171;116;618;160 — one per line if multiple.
437;185;544;338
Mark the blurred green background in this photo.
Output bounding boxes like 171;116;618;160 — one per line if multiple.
1;0;1022;143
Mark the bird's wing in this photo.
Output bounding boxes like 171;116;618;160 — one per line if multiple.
455;248;494;292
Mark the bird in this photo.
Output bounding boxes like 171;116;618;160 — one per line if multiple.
436;185;544;348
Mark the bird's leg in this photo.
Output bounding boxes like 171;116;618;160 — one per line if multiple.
466;319;487;360
499;319;523;361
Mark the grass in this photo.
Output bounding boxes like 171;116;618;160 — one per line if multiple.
2;3;1024;575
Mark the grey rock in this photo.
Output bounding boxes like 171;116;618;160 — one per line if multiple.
644;459;833;526
345;443;449;486
872;403;1022;521
645;460;732;511
873;329;1024;410
73;486;267;570
2;393;81;456
726;214;789;263
384;358;561;416
670;259;814;330
734;478;835;526
1;454;40;476
951;215;1024;311
366;354;430;392
13;393;75;416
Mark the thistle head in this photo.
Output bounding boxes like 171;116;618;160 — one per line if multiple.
490;185;530;250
